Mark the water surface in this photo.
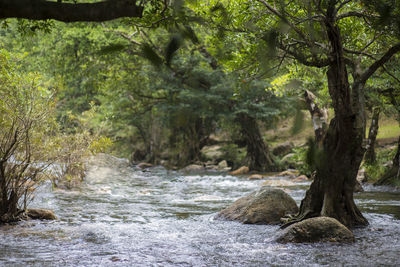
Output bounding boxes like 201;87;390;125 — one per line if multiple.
1;161;399;266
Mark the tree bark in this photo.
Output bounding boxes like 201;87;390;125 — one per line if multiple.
236;113;276;172
0;0;143;22
304;90;328;146
375;136;400;186
364;107;380;164
283;14;368;228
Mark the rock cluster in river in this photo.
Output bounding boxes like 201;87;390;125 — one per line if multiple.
276;217;355;243
216;186;298;224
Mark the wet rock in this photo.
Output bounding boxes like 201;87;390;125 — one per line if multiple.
229;166;249;175
218;160;228;169
137;162;153;169
216;186;298;224
278;170;300;178
262;179;296;187
276;217;354;243
272;142;294;156
27;209;57;220
182;164;204;172
249;174;263;180
293;175;309;182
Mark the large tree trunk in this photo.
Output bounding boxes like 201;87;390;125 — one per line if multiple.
283;16;368;228
364;107;380;164
375;136;400;186
236;114;276;172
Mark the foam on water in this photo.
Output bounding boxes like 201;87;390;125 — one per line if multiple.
0;161;399;266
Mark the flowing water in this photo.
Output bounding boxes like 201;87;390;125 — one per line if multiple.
1;157;400;266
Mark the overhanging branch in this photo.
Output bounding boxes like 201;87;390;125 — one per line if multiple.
0;0;144;22
360;43;400;85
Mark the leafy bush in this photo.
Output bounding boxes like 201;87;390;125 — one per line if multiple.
0;49;58;222
0;49;112;222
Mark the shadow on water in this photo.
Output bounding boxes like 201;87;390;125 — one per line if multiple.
0;162;399;266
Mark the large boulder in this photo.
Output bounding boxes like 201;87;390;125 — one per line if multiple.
27;208;57;220
276;217;355;243
216;186;298;224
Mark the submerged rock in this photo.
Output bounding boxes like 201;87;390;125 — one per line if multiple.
229;166;249;175
278;170;300;178
216;186;298;224
137;162;153;169
248;174;263;180
182;164;204;172
292;175;309;182
262;179;296;187
27;209;57;220
276;217;354;243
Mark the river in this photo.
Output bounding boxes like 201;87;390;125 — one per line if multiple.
1;156;400;266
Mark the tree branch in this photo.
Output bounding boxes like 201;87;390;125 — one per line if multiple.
337;0;352;13
0;0;144;22
336;11;378;21
256;0;311;45
280;43;330;67
360;43;400;85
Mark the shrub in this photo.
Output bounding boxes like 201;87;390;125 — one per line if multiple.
0;49;58;222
